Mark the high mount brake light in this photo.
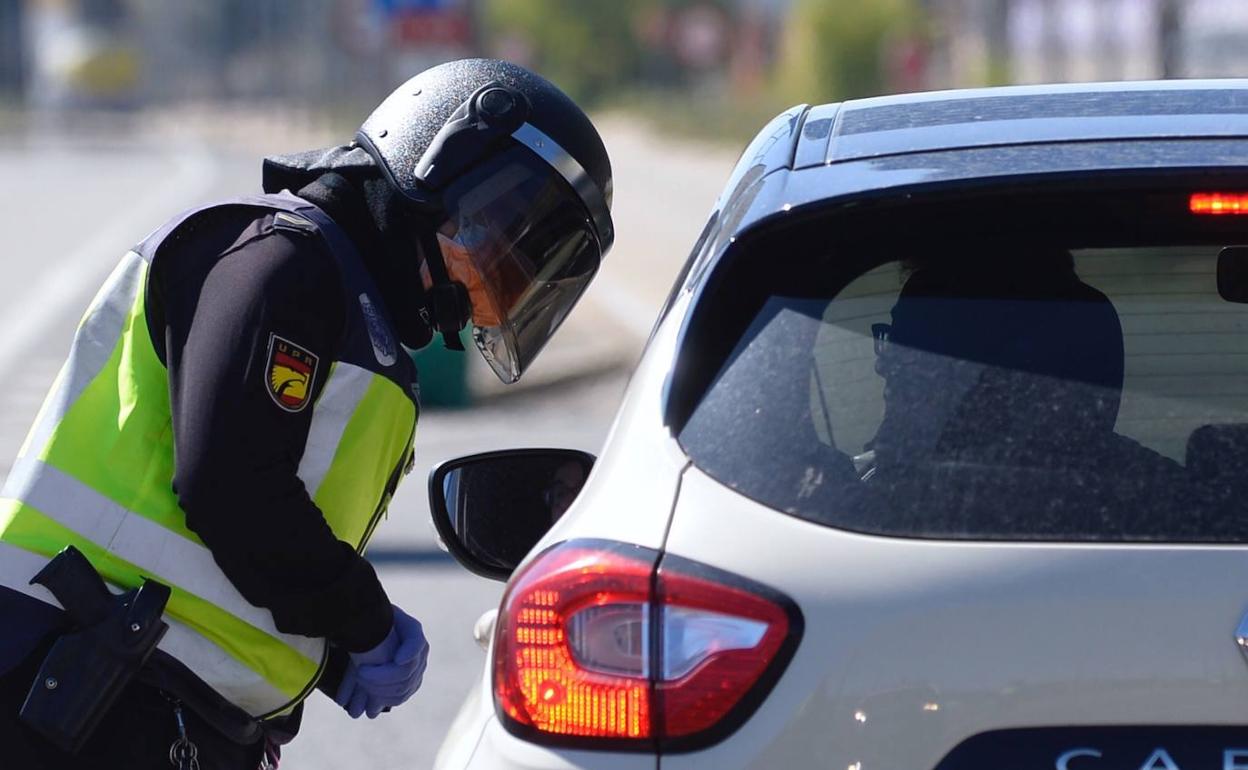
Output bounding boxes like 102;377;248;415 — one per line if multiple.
492;540;801;751
1191;192;1248;215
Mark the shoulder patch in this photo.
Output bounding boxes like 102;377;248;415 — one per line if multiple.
359;293;397;367
266;334;319;413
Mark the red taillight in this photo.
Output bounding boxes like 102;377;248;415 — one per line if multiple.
494;543;654;740
1191;192;1248;215
655;564;790;740
493;540;800;750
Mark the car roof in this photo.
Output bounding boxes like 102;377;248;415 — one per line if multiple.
800;79;1248;167
700;80;1248;263
664;80;1248;353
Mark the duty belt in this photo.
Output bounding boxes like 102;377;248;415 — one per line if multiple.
18;546;268;751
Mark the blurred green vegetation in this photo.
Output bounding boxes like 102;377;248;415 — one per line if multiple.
775;0;926;105
481;0;650;105
608;88;793;147
0;101;19;131
480;0;929;145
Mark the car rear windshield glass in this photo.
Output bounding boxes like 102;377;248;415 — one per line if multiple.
678;205;1248;541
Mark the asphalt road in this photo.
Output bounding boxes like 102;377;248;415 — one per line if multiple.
0;113;736;768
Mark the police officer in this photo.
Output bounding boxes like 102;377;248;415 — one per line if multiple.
0;58;614;769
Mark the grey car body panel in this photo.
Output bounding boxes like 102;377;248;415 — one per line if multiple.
660;466;1248;769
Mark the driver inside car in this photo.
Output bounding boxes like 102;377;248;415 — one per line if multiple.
863;246;1170;474
840;245;1213;536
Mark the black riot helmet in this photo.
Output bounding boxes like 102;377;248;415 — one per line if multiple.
354;58;614;384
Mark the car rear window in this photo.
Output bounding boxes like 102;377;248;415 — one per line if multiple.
676;190;1248;542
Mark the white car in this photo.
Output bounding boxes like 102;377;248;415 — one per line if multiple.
428;80;1248;769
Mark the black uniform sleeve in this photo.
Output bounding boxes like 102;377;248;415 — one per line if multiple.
153;223;394;654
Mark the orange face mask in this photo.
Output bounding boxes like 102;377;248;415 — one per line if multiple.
431;232;504;328
426;227;535;331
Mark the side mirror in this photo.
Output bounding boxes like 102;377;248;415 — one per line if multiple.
428;448;595;580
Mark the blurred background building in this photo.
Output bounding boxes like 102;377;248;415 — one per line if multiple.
2;0;1246;141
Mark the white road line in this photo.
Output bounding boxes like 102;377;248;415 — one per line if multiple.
0;145;217;376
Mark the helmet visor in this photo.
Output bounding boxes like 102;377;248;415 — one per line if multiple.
439;145;602;384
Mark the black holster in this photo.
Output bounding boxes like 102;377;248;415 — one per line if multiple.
19;545;170;753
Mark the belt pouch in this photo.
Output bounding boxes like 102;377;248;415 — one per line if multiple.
19;578;170;753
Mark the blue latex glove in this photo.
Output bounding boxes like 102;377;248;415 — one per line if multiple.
334;605;429;719
333;622;396;719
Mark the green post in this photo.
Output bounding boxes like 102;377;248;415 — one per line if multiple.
409;328;473;408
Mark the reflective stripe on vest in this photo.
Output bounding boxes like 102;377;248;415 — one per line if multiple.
0;540;296;712
0;208;418;717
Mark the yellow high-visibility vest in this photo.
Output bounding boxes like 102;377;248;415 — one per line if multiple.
0;196;419;718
